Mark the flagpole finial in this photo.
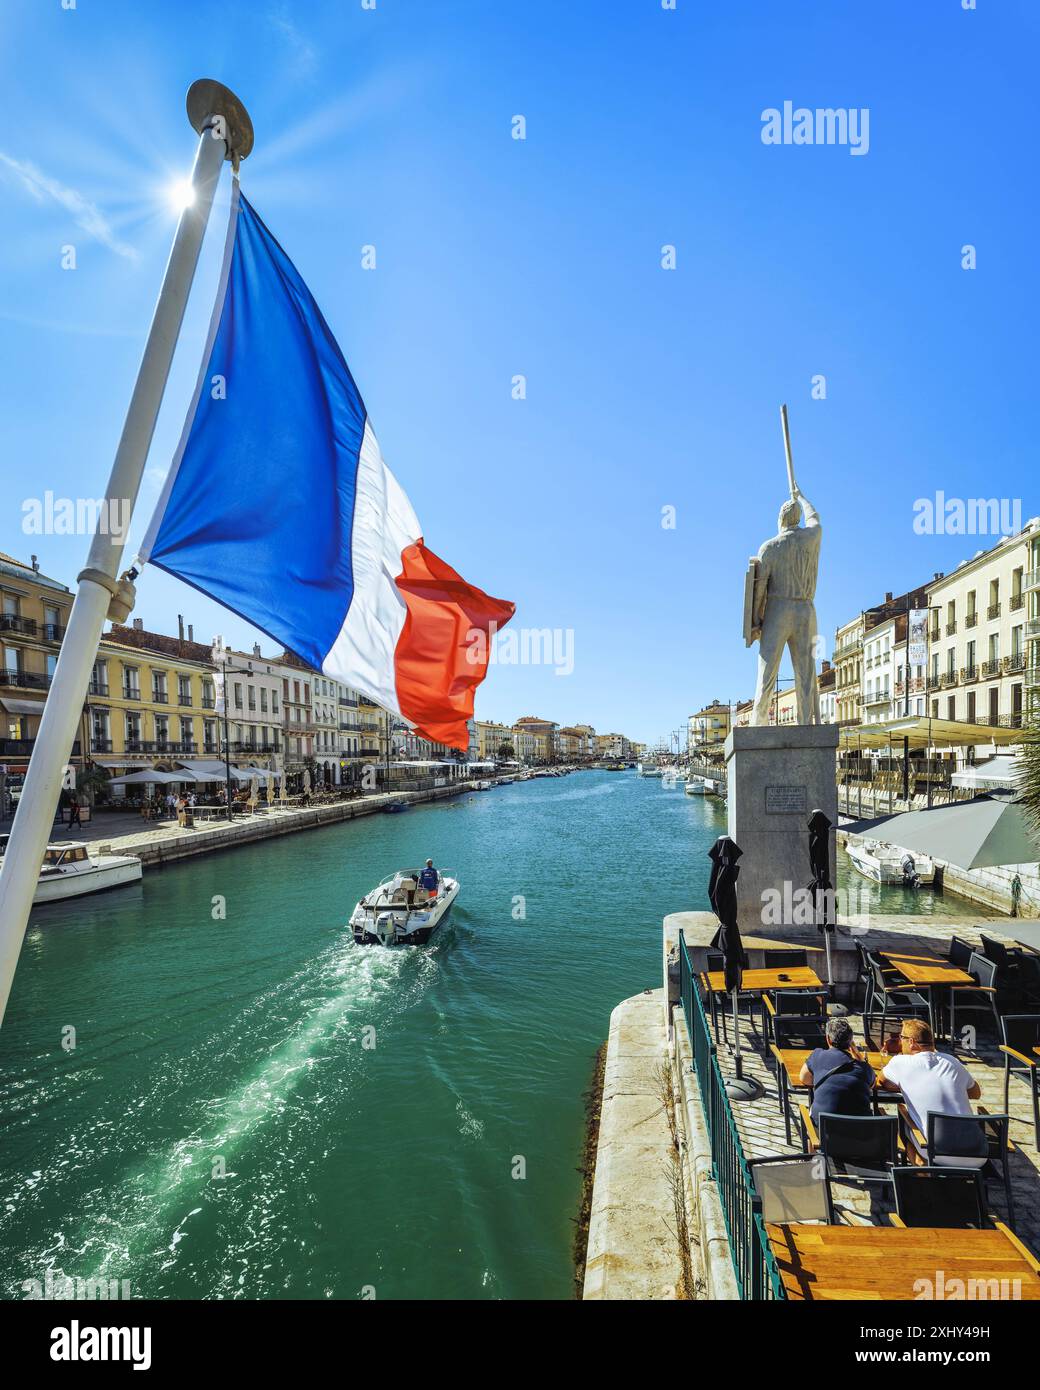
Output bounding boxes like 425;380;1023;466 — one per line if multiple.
186;79;254;167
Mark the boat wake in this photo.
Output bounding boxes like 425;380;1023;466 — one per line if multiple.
3;935;437;1297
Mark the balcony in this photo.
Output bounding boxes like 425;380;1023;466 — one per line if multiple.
981;659;1001;678
123;687;141;701
124;740;197;755
0;738;81;757
178;695;192;707
339;696;359;707
1008;651;1027;672
863;690;890;706
359;746;380;758
946;621;957;636
988;603;1001;620
961;666;978;683
965;611;978;629
152;691;168;704
941;672;957;688
340;720;361;732
89;738;113;752
0;613;38;637
1024;568;1040;593
929;628;941;644
1;668;52;691
1010;592;1025;612
201;697;216;709
88;680;109;696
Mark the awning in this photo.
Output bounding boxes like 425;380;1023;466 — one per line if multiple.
107;769;186;786
0;697;47;716
839;716;1024;751
844;794;1039;870
176;760;232;782
952;754;1024;791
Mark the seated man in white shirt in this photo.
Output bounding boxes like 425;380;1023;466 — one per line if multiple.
879;1018;982;1166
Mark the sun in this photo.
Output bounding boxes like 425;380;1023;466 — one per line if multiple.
165;178;196;213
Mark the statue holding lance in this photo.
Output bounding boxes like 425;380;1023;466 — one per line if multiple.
742;404;822;726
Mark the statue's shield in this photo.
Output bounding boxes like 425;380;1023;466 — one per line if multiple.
742;557;762;647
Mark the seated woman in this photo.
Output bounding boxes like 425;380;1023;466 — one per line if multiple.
798;1016;876;1125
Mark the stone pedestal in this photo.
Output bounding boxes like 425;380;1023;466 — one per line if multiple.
725;724;838;932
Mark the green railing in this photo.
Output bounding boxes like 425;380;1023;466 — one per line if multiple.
678;931;784;1299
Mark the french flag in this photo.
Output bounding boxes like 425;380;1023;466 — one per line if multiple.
139;181;514;749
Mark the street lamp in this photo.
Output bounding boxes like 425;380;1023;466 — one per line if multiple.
211;643;255;821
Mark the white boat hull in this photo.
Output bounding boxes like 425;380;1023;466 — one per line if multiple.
34;857;142;903
350;874;460;946
846;841;935;887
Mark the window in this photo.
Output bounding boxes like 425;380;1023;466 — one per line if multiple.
248;686;256;711
180;718;193;745
2;593;18;617
152;671;167;702
234;682;243;710
178;675;192;705
260;689;268;713
204;719;216;751
124;666;140;698
126;711;142;746
91;660;108;695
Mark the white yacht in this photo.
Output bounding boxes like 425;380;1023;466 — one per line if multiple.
845;838;935;888
638;764;664;778
684;777;708;796
349;868;460;946
0;839;143;904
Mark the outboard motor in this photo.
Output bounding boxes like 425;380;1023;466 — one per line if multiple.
376;911;397;946
901;853;920;889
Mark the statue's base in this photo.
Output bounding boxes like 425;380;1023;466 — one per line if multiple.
724;724;839;933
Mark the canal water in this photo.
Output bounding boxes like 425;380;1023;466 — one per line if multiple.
0;772;980;1300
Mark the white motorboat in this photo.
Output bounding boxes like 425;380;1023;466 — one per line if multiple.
638;764;664;778
684;777;708;796
845;838;935;888
349;868;460;946
0;838;143;904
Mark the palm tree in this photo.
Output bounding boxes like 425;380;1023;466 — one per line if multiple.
1020;709;1040;839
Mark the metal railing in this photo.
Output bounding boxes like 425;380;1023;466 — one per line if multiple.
677;932;784;1300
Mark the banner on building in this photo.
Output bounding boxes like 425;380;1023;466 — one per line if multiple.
908;609;929;668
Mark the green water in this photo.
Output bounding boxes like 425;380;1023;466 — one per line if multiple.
0;773;980;1300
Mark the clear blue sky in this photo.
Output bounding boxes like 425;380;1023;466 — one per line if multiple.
1;0;1036;747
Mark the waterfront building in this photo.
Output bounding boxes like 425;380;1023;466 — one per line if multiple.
336;684;364;784
91;621;218;778
833;614;864;727
688;700;730;757
925;519;1040;758
572;724;597;759
475;720;514;760
732;700;753;729
862;613;896;724
512;725;538;764
0;552;76;787
275;652;314;770
514;715;559;764
1027;529;1040;723
595;732;631;760
213;640;283;765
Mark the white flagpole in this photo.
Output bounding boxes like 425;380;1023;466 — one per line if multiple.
0;80;252;1027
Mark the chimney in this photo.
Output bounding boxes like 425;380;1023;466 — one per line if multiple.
187;624;194;642
885;592;893;603
30;554;39;572
177;614;185;641
253;643;261;658
934;572;943;581
132;618;144;631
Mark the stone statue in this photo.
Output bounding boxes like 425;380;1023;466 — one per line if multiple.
746;408;822;726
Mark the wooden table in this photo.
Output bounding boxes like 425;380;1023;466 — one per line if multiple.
766;1222;1040;1300
705;966;824;994
880;952;974;1040
770;1045;897;1146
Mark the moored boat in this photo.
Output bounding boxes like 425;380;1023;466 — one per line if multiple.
349;867;460;946
0;838;143;904
845;838;935;888
684;777;708;796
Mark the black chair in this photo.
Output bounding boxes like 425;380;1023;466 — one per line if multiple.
762;987;824;1042
999;1014;1040;1147
919;1111;1016;1226
766;949;808;969
891;1166;987;1229
979;935;1039;1003
948;952;1001;1043
800;1110;899;1193
948;936;976;971
863;954;929;1049
771;1016;828;1146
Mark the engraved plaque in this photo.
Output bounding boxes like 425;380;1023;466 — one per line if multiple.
765;784;808;814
